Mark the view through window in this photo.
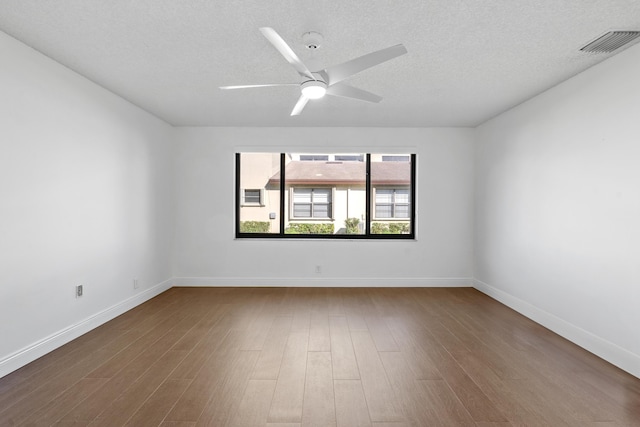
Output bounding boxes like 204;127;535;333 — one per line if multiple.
236;153;415;238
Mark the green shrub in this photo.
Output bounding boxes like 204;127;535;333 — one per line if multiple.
389;222;410;234
285;223;334;234
371;222;410;234
344;217;360;234
239;221;270;233
371;222;388;234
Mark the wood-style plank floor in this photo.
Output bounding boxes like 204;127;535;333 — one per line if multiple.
1;287;639;426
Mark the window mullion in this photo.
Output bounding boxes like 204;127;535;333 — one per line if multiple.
365;153;371;235
235;153;241;238
279;153;285;235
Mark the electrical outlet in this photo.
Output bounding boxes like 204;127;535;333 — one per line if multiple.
315;265;322;274
76;285;83;298
133;278;139;290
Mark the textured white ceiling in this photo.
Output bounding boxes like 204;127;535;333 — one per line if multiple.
1;0;639;127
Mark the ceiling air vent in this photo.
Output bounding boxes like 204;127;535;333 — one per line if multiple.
580;31;640;53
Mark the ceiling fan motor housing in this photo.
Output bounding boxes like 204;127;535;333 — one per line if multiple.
302;31;323;49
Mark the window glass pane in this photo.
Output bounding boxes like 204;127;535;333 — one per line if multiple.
370;154;412;233
375;205;393;218
293;188;312;203
293;204;312;217
313;203;330;218
237;152;413;238
300;155;329;161
238;153;281;234
335;154;364;162
395;204;409;218
382;155;410;161
375;189;394;203
312;189;330;203
394;189;410;203
285;153;365;234
244;189;261;204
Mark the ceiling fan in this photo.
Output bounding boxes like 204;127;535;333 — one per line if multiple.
220;27;408;116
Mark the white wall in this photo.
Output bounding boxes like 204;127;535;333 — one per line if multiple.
173;127;475;287
0;32;175;377
474;43;640;377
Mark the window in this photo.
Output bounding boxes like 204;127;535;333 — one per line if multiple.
375;188;410;218
300;155;329;161
382;155;410;162
334;154;364;162
242;189;262;205
236;152;415;238
292;188;332;218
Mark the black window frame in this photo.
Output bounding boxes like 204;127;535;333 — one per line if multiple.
235;153;416;239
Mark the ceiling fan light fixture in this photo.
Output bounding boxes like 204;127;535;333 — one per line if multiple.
222;27;407;115
301;80;327;99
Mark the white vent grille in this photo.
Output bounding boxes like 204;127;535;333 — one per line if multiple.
580;31;640;53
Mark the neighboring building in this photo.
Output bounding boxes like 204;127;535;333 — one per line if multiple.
238;153;411;234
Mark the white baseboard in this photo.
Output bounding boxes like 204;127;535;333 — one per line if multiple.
473;278;640;379
18;277;633;381
173;276;473;288
0;278;173;379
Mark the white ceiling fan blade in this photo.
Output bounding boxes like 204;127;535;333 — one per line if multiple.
260;27;315;80
290;95;309;116
220;83;298;90
323;44;408;85
326;83;382;103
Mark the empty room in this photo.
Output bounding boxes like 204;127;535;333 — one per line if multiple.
1;1;639;426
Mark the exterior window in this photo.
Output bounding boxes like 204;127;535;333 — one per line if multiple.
375;189;410;218
382;155;410;162
334;154;364;162
293;188;332;218
236;152;415;238
300;155;329;161
242;189;262;205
